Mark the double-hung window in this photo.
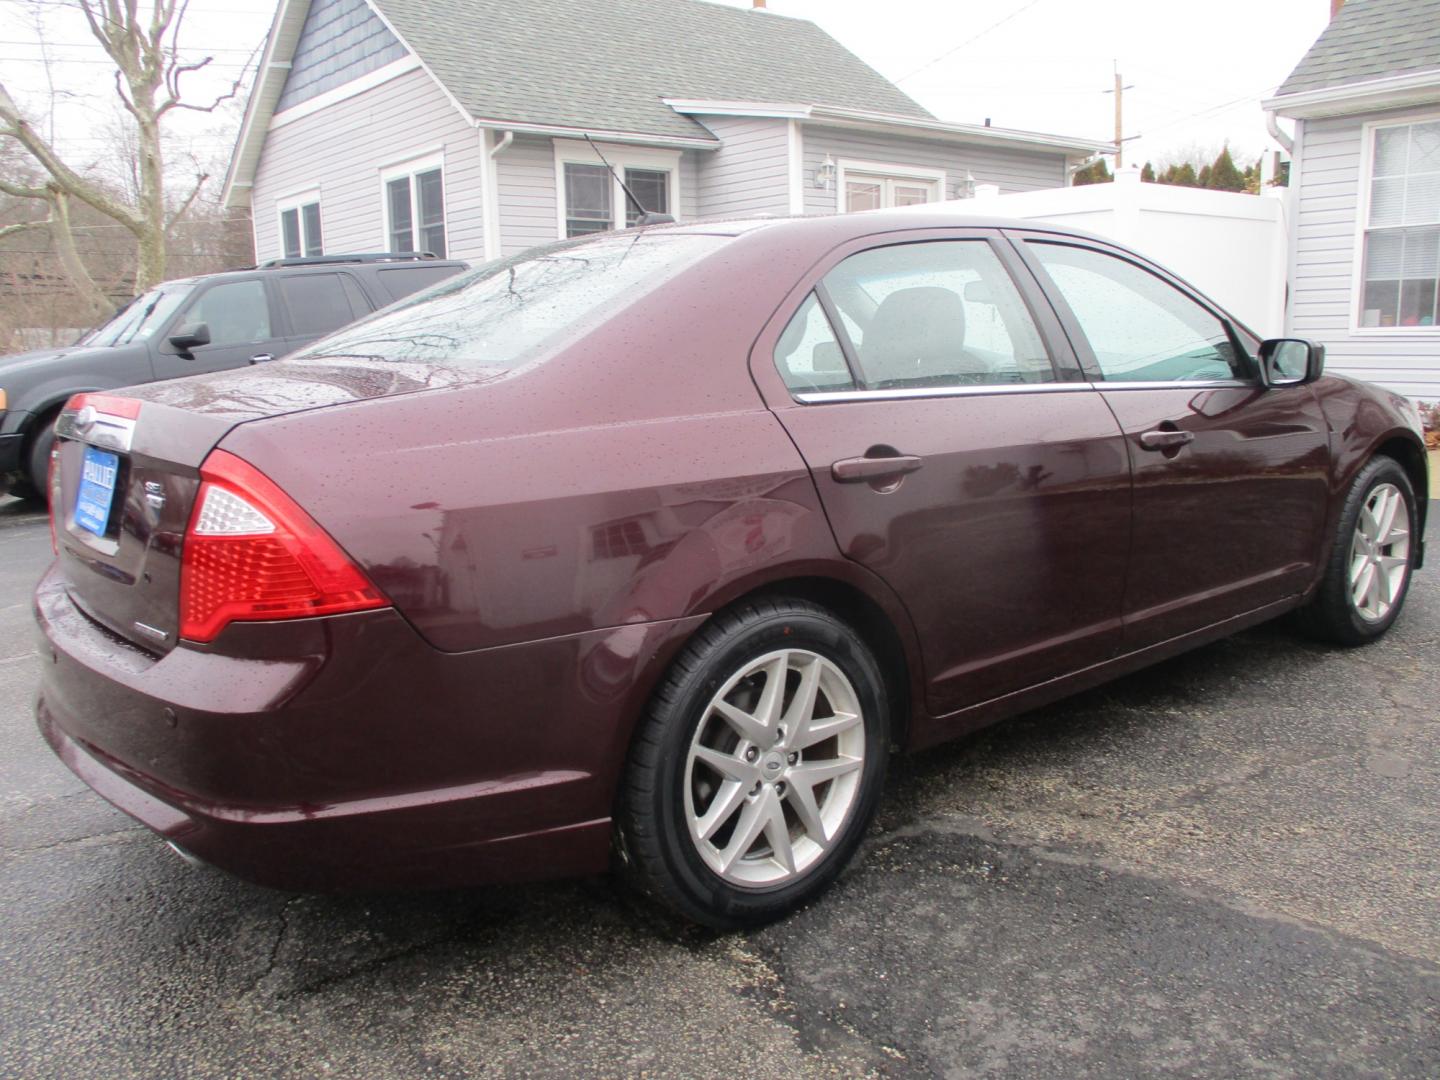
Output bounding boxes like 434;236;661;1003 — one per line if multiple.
556;140;677;238
838;161;944;213
1359;117;1440;329
383;156;447;258
278;194;323;259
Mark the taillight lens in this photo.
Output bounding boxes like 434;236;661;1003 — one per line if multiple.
179;450;387;642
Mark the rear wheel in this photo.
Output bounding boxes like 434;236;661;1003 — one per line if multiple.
1298;455;1418;645
617;598;890;928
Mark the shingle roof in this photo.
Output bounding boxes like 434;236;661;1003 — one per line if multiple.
370;0;932;140
1276;0;1440;97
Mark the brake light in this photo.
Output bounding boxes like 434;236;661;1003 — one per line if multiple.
65;392;142;419
47;443;61;554
179;450;387;642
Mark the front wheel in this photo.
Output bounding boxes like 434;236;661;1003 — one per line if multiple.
1298;455;1419;645
617;599;890;928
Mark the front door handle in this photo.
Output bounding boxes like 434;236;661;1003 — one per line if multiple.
249;353;274;364
831;454;924;483
1138;429;1195;451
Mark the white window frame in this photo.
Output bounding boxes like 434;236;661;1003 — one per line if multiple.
380;150;448;256
552;138;681;239
835;158;945;213
276;188;323;260
1350;109;1440;336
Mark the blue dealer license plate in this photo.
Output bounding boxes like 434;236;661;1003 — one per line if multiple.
74;445;120;537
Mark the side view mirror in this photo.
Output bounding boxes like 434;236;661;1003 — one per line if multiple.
169;322;211;354
1257;337;1324;387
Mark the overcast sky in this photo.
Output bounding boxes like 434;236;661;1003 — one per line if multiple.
1;0;1333;176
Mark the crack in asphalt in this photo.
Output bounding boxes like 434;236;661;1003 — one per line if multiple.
3;826;143;859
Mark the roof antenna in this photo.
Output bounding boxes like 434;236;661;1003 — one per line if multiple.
584;134;675;227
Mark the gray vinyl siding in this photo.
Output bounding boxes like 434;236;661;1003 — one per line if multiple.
275;0;405;112
693;116;792;217
495;135;557;257
801;124;1067;215
252;66;485;261
1287;109;1440;401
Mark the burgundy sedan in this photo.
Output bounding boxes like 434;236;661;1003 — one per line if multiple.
35;213;1428;927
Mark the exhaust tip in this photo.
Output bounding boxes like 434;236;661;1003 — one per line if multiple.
165;840;205;868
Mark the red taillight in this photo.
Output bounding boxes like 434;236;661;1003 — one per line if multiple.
65;392;142;419
179;450;388;642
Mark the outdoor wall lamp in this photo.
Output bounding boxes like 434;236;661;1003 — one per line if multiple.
815;155;836;190
958;170;977;199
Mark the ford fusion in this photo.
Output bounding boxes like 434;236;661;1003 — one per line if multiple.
35;213;1428;927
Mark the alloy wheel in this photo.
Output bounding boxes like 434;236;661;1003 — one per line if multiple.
683;648;866;887
1348;482;1410;623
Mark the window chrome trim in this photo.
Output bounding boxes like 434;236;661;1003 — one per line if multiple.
795;381;1093;404
1092;378;1253;391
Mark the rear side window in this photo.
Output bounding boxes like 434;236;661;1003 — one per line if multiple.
819;240;1054;391
186;280;271;346
279;273;363;337
376;264;462;302
774;294;855;394
296;233;727;373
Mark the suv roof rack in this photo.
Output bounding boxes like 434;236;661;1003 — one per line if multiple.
257;252;443;269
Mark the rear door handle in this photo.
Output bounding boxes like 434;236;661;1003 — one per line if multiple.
1138;429;1195;451
249;353;274;364
831;455;924;482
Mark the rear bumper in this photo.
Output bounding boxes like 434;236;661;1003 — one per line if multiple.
33;563;704;891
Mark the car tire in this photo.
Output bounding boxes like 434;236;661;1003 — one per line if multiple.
1297;455;1419;646
617;598;890;928
18;413;59;505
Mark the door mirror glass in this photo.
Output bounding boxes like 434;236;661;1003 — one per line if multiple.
1258;338;1323;386
168;322;211;352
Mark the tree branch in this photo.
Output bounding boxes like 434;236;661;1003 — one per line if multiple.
165;170;207;233
0;218;49;240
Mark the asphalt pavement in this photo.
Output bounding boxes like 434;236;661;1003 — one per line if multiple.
2;493;1436;1078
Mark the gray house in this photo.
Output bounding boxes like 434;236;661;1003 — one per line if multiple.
222;0;1108;264
1265;0;1440;401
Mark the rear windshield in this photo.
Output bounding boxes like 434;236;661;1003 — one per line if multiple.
293;232;728;373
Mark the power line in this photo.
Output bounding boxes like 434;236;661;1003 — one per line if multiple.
0;38;260;53
1139;84;1280;138
896;0;1048;84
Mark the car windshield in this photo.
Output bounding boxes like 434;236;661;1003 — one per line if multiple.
81;285;191;347
293;232;729;373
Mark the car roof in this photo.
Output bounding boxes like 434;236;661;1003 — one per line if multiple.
652;208;1111;245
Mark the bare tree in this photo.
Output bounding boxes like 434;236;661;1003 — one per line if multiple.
0;0;254;309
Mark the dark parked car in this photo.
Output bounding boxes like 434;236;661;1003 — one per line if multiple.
34;213;1427;927
0;252;468;501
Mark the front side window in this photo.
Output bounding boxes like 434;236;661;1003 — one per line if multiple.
1360;118;1440;328
797;240;1053;391
183;280;272;346
280;199;323;259
1028;242;1244;382
385;164;446;257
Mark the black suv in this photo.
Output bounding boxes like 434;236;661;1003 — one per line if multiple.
0;252;468;500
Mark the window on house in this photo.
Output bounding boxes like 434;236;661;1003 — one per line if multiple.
279;199;323;259
565;163;612;237
558;142;677;237
624;168;669;226
842;167;942;212
385;164;446;257
1360;119;1440;329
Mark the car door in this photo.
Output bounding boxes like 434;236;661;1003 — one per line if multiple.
753;230;1133;718
1014;233;1331;649
275;271;375;353
152;277;286;378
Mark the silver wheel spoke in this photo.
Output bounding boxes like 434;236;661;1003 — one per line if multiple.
696;780;747;842
762;797;796;875
786;777;829;846
789;756;863;787
781;656;822;745
718;791;771;873
712;698;770;746
754;653;789;732
1349;483;1411;623
693;745;757;784
792;710;861;751
1349;550;1368;586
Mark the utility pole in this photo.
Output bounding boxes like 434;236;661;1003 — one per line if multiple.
1104;62;1135;167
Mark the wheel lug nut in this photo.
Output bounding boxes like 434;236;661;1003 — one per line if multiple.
787;752;798;765
745;747;758;762
775;782;787;796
